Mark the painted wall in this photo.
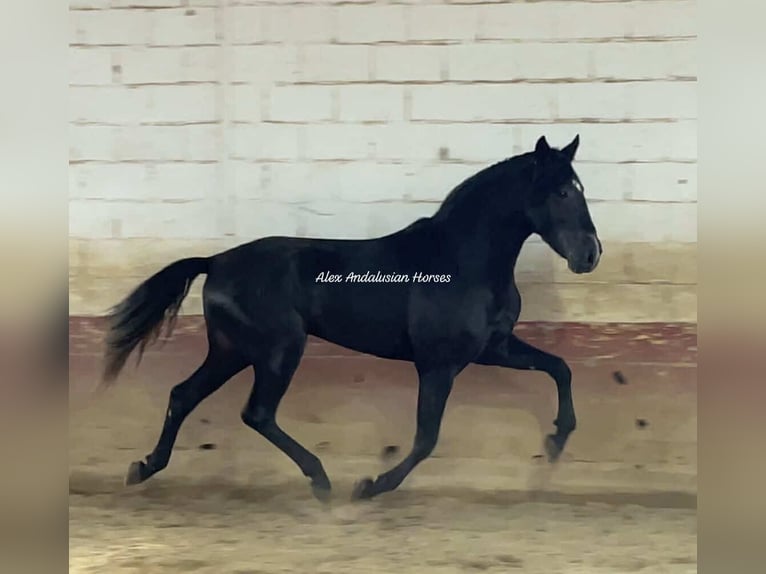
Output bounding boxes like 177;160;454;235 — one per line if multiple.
69;0;697;321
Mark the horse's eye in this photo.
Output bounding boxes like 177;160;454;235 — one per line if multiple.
558;189;568;198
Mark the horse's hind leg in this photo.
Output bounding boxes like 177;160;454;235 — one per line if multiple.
240;333;332;502
125;344;246;486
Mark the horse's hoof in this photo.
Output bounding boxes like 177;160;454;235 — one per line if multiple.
351;477;375;501
125;460;147;486
544;434;563;463
311;478;332;504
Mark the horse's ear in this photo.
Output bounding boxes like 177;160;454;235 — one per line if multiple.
535;136;550;157
561;134;580;162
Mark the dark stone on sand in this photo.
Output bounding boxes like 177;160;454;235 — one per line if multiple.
381;445;399;458
613;370;627;385
198;442;217;450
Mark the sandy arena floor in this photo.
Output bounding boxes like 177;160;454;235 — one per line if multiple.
69;319;697;573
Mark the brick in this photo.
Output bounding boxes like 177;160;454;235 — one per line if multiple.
555;83;629;120
230;46;299;84
230;85;261;122
70;10;151;46
480;2;692;41
589;202;697;242
629;1;697;38
70;85;218;124
302;45;369;82
259;162;340;203
114;125;220;161
70;163;218;205
433;124;519;163
406;164;481;202
337;5;407;43
142;163;218;200
337;85;404;122
545;42;600;80
625;81;697;121
374;45;442;82
229;124;303;161
116;200;220;239
119;47;219;84
234;201;302;239
231;162;265;199
591;40;697;80
69;48;113;85
549;2;630;39
269;86;334;122
479;3;556;40
448;43;591;81
69;164;145;201
225;6;266;44
69;125;119;161
411;85;555;121
372;123;445;161
408;5;479;41
143;85;219;124
304;125;375;160
70;163;216;202
149;8;218;46
629;163;698;203
262;5;336;43
69;200;117;238
373;123;516;163
329;163;411;202
69;86;148;124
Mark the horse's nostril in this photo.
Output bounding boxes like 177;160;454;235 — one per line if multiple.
587;251;594;265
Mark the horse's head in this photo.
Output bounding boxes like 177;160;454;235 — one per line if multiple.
524;135;602;274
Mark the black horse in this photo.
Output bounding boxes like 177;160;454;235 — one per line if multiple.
103;135;602;502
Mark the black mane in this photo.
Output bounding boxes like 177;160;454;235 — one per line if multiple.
432;153;533;223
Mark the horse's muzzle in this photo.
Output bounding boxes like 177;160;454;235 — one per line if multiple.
567;234;602;274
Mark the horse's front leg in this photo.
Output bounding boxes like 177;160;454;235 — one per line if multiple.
351;364;458;500
475;334;576;462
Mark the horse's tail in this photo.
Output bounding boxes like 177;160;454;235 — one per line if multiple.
102;257;209;385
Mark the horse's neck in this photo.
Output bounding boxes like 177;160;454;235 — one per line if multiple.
429;209;531;279
488;214;532;273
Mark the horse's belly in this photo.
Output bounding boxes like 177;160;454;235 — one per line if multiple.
306;283;413;361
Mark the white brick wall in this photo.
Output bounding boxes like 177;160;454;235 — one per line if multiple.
69;0;697;317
